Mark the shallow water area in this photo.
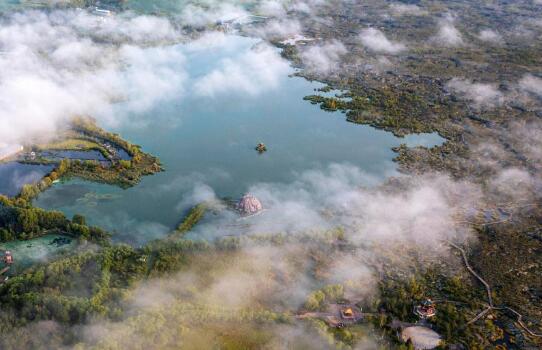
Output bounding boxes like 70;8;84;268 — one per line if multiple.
33;35;444;245
0;148;126;197
0;162;55;197
0;0;21;13
1;234;77;273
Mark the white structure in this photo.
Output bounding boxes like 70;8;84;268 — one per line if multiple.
236;194;263;216
217;15;267;32
280;35;315;46
93;7;113;16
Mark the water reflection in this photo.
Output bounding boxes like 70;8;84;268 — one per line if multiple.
35;36;445;244
0;163;54;197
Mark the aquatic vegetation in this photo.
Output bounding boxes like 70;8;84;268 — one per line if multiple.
76;192;122;207
172;203;208;238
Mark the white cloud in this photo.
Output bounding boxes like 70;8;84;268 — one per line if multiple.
256;0;287;17
519;74;542;97
509;121;542;171
477;29;502;43
447;78;503;107
433;14;464;47
0;10;187;144
286;0;327;15
178;2;248;27
59;11;179;44
359;28;406;54
488;167;540;202
189;163;479;249
249;18;302;39
290;1;312;14
194;41;290;97
300;40;347;74
389;4;428;16
0;5;312;144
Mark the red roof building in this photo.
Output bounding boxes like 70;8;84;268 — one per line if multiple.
3;252;13;265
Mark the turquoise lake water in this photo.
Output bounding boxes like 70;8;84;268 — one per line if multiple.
0;234;77;273
33;36;443;244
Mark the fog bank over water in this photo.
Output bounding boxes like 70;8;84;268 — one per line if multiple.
0;2;318;144
0;9;188;144
0;5;442;244
3;2;542;349
34;34;444;243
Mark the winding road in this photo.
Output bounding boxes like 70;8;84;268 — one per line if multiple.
446;240;541;338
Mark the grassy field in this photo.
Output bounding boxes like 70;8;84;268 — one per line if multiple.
36;138;104;152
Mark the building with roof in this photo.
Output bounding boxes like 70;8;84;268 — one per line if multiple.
2;251;13;265
0;250;12;284
414;299;437;319
341;307;355;320
323;304;363;328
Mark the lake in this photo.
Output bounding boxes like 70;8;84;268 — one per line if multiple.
0;162;55;197
34;35;443;244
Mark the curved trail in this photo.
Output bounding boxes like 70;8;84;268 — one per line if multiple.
447;241;493;308
447;241;542;338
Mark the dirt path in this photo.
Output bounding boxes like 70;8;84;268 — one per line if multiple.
447;241;493;308
447;241;542;338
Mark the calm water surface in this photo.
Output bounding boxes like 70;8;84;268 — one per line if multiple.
1;234;76;272
0;163;55;197
34;36;443;244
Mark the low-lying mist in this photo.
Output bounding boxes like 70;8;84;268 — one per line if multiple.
1;1;542;349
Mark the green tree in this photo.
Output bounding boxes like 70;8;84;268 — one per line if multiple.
305;290;326;311
17;209;39;233
72;214;86;226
